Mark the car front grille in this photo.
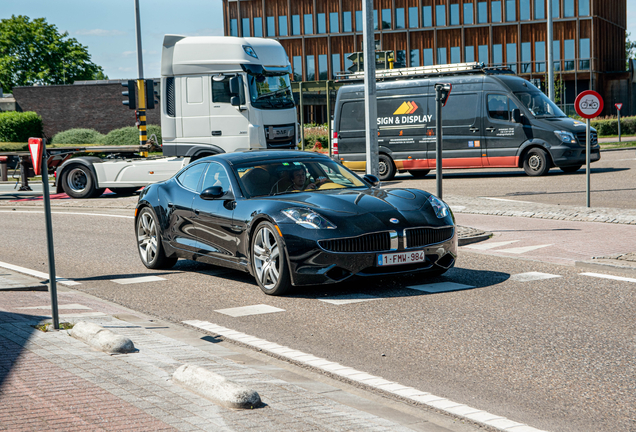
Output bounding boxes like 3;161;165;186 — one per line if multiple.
576;131;597;146
319;231;393;253
404;227;454;249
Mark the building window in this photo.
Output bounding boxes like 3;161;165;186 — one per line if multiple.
317;13;326;34
465;45;475;62
423;48;434;65
306;55;315;80
478;44;488;64
382;8;391;29
579;38;590;70
279;16;288;36
491;1;501;22
355;11;363;31
253;17;263;37
552;0;560;18
579;0;589;16
410;49;420;66
506;43;516;72
464;3;474;24
332;53;341;78
292;15;300;35
318;54;328;79
396;8;405;29
374;10;379;29
493;44;503;65
423;6;433;27
343;11;352;32
344;52;354;71
330;12;339;33
564;39;575;70
535;41;545;72
506;0;515;21
478;2;488;23
436;5;446;26
520;0;530;20
535;0;545;19
437;47;447;64
395;50;406;68
304;14;313;34
242;18;251;37
450;4;460;25
266;16;275;37
451;46;461;63
293;56;302;81
409;7;419;27
230;19;238;36
564;0;574;17
521;42;531;72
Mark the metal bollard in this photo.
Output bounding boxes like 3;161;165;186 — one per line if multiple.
0;156;7;182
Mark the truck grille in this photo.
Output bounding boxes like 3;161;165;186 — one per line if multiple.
266;123;296;149
576;131;597;146
319;232;392;253
404;227;454;249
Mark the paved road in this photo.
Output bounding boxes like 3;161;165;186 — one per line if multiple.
1;207;634;432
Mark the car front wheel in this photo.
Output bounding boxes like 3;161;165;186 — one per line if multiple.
251;221;291;296
136;207;177;269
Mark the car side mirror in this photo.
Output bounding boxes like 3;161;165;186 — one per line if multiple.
201;186;225;200
230;96;241;107
511;108;522;123
363;174;380;188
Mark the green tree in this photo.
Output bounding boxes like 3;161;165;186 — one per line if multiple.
0;15;107;92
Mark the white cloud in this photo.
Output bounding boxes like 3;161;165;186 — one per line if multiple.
74;29;127;37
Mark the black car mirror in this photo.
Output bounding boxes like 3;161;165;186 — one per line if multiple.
363;174;380;187
201;186;225;200
230;96;241;107
229;76;240;95
511;108;522;123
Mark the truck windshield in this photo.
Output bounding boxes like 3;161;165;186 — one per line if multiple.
247;74;295;110
514;91;567;118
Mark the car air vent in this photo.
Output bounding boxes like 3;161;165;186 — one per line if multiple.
576;131;597;146
404;227;454;249
319;231;392;253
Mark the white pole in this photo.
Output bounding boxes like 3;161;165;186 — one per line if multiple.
135;0;144;79
362;0;378;176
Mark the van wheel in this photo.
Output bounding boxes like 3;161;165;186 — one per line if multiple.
522;148;550;176
408;169;431;178
378;154;396;181
559;165;582;173
61;164;103;198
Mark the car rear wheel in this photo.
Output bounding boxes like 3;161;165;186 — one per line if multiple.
378;154;396;181
136;207;177;269
559;165;582;173
252;221;290;296
522;148;550;176
61;164;104;198
408;169;431;178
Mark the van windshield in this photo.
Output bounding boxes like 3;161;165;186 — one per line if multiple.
514;91;566;118
248;74;295;110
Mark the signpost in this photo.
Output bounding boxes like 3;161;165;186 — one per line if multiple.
615;103;623;142
434;83;452;199
574;90;604;208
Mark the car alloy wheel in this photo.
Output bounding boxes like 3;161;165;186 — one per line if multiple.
252;222;290;295
136;207;177;269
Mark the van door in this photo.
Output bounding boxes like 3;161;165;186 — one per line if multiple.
483;94;526;167
210;76;249;152
180;75;212;145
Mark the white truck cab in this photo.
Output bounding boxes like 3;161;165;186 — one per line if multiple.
160;35;297;158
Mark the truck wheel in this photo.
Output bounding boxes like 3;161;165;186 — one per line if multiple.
378;154;396;181
61;164;103;198
522;148;550;176
110;187;140;196
136;207;177;269
559;165;582;173
408;169;431;178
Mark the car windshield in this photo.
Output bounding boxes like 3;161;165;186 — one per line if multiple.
514;91;567;118
247;73;295;110
234;159;367;197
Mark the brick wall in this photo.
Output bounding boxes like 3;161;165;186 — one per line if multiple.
12;83;160;139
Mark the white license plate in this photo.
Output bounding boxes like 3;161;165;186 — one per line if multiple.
377;250;425;267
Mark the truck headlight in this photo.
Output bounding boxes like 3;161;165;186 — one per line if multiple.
554;130;577;144
282;208;337;229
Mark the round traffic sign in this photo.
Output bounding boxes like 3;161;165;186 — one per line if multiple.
574;90;604;119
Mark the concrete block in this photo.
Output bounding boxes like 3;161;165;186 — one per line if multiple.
70;321;136;354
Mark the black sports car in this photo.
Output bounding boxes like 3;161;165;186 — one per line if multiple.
135;151;457;295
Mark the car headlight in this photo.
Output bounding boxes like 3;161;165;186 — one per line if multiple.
282;208;337;229
427;195;449;219
554;130;577;144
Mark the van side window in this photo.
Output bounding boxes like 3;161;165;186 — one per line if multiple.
487;95;509;121
212;78;232;103
339;101;365;131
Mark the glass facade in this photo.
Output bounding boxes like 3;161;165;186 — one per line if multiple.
464;3;474;24
478;2;488;23
521;42;531;72
344;53;353;72
564;0;574;17
292;15;300;35
492;1;502;22
318;54;328;80
332;54;340;78
450;4;460;25
396;8;405;29
552;0;560;18
267;16;275;37
330;12;339;33
520;0;530;20
304;14;313;34
423;6;433;27
410;49;420;67
409;7;419;28
535;41;545;72
506;43;517;72
230;19;237;36
253;17;263;37
293;56;302;81
465;46;475;62
506;0;515;21
317;13;326;34
451;46;461;63
279;16;288;36
579;38;590;70
382;8;391;29
479;44;488;64
355;11;362;31
493;44;503;65
564;39;575;70
306;55;315;80
535;0;545;19
423;48;434;66
343;11;352;32
437;47;447;64
579;0;589;16
436;5;446;26
395;50;407;68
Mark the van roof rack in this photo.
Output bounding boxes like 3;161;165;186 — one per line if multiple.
337;62;515;82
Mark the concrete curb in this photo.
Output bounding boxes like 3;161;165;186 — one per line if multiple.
172;364;261;409
70;321;136;354
574;259;636;275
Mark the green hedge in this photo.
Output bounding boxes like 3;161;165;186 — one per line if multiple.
0;111;43;142
102;125;162;146
591;116;636;136
302;133;328;149
50;128;105;145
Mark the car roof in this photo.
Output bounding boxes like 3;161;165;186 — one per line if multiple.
203;150;331;165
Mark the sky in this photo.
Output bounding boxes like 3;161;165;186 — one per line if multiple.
1;0;635;80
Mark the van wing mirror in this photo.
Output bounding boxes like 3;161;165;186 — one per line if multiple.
511;108;522;123
229;76;240;96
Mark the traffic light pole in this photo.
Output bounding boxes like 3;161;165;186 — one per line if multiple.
362;0;378;177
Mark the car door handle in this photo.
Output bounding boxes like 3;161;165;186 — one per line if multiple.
469;127;479;132
167;202;174;208
211;130;222;136
486;127;496;132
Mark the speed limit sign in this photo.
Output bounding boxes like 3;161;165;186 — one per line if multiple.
574;90;604;119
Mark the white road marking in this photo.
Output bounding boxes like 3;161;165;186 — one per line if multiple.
111;276;166;284
451;205;466;211
480;197;536;204
17;303;92;310
214;304;285;317
496;244;553;254
580;272;636;283
183;319;546;432
0;210;134;219
0;261;80;286
463;240;519;250
407;282;475;293
318;294;383;305
510;272;562;282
